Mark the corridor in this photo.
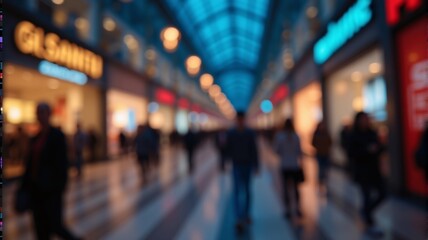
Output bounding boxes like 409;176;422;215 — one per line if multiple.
4;138;426;240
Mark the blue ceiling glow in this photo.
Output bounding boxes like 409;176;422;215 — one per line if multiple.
163;0;271;111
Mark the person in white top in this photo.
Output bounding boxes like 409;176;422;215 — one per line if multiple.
273;118;303;219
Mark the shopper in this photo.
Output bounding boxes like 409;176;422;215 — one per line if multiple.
273;118;303;219
73;122;86;177
312;120;332;194
226;112;259;233
119;130;128;156
215;129;228;171
86;128;98;162
184;128;198;174
134;124;154;181
340;118;353;176
349;111;386;236
17;102;80;240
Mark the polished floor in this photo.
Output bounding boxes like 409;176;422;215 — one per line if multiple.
3;138;427;240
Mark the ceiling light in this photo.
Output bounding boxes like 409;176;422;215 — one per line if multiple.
145;49;156;60
161;27;180;42
351;71;363;82
163;40;179;52
209;85;221;98
75;17;89;30
369;62;381;74
306;6;318;18
52;0;64;5
200;73;214;90
103;17;116;31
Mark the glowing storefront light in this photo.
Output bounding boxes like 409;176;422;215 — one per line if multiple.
314;0;372;64
39;60;88;85
260;100;273;113
15;21;103;79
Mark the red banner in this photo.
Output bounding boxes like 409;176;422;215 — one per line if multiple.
396;16;428;196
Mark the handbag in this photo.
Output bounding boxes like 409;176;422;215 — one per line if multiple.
14;188;31;214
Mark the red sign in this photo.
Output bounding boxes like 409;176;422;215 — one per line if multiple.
178;98;190;109
270;84;289;105
396;16;428;196
155;88;175;105
386;0;422;25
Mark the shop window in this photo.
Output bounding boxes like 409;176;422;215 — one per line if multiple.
363;77;387;121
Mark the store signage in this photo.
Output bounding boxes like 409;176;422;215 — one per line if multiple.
386;0;422;25
270;84;288;104
314;0;372;64
396;16;428;196
14;21;103;79
155;88;175;105
39;60;87;85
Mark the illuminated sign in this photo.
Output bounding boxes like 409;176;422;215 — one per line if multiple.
260;100;273;113
270;84;288;104
385;0;422;25
155;88;175;105
14;21;103;79
39;60;87;85
314;0;372;64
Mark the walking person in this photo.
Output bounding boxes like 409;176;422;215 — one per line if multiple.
226;112;259;233
16;102;80;240
86;128;98;162
73;123;86;177
349;111;386;236
134;124;153;182
215;129;228;172
184;128;198;174
119;130;128;156
312;120;332;195
273;118;304;219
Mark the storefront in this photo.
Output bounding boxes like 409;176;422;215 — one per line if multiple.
4;15;105;178
106;60;148;157
325;48;386;166
384;0;427;197
149;88;176;135
313;0;386;167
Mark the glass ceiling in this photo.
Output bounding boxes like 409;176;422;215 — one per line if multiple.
163;0;271;111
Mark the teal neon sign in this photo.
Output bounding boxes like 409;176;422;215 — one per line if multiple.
39;60;88;85
314;0;372;64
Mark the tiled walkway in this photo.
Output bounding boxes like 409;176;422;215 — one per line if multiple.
4;138;427;240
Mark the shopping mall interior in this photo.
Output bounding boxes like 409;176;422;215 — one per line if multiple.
1;0;427;239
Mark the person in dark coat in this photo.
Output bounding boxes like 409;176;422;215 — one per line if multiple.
19;102;80;240
340;119;353;176
134;124;154;181
226;112;259;233
119;130;128;156
349;111;386;235
415;121;428;181
184;128;198;174
86;128;98;162
312;120;332;194
73;122;86;177
215;129;228;172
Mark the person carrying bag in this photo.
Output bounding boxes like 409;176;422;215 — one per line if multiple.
273;118;304;219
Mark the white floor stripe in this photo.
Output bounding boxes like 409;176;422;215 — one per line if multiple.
250;167;296;240
103;155;217;240
175;173;232;240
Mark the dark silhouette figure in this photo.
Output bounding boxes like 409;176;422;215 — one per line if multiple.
134;124;154;181
312;120;332;194
19;102;80;240
87;128;98;162
273;118;303;219
119;130;128;156
73;123;86;177
340;120;353;176
184;129;198;174
226;112;259;233
149;126;161;168
215;129;228;171
349;111;386;236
